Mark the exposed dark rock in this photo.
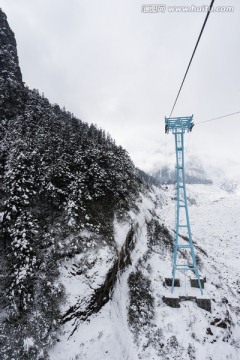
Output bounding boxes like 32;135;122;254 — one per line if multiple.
210;318;228;329
61;225;138;327
0;9;26;120
206;327;213;335
216;321;228;329
0;9;22;83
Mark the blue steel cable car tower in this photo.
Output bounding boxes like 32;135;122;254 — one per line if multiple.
165;115;203;295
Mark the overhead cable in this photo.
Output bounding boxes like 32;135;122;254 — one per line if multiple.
196;110;240;125
169;0;215;117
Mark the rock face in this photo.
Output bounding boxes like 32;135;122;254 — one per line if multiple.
0;9;26;119
62;225;138;328
0;9;22;83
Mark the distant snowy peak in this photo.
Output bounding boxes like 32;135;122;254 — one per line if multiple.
152;164;212;185
220;179;240;194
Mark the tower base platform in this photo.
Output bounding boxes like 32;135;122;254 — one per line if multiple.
165;277;206;289
162;295;211;312
163;275;211;312
190;277;206;289
164;278;180;287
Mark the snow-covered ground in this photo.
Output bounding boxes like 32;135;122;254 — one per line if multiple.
157;184;240;360
49;184;240;360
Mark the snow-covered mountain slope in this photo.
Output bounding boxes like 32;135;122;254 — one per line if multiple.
220;180;240;194
49;184;240;360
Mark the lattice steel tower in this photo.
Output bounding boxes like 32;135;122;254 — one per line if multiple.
165;115;203;295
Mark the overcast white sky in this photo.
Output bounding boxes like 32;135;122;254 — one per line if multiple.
1;0;240;179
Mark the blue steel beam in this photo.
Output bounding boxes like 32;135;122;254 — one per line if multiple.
165;115;203;295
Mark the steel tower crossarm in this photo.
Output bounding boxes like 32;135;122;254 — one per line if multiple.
165;115;203;295
165;116;194;134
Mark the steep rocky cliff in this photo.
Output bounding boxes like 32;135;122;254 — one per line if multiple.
0;9;26;120
0;9;144;359
0;9;22;83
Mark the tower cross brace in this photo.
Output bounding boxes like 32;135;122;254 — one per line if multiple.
165;115;203;295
